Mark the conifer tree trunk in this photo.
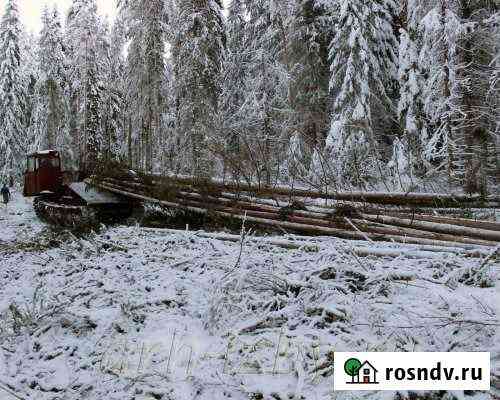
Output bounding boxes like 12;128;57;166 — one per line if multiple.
287;0;330;152
127;117;132;168
495;124;500;184
173;0;225;178
439;0;455;182
456;0;497;194
459;1;477;193
46;80;57;148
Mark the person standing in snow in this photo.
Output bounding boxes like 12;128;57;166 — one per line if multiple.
1;183;10;207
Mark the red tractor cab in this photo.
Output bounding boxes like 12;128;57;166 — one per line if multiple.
23;150;64;197
22;150;133;227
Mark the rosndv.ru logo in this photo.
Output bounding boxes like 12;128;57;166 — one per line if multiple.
334;352;490;391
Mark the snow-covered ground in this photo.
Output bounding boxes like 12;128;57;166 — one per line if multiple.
0;190;498;400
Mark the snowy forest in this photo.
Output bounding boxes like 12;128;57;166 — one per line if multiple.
1;1;500;400
0;0;498;194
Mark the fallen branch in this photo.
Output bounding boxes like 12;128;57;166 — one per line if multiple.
0;381;26;400
140;227;489;259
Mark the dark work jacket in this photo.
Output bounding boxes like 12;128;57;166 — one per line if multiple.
1;186;10;203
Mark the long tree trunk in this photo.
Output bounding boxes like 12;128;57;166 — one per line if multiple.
93;179;497;248
440;0;455;182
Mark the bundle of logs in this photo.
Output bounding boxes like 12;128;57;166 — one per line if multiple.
89;174;500;249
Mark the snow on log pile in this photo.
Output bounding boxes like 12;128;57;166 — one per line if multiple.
0;196;499;400
150;174;500;208
90;176;500;248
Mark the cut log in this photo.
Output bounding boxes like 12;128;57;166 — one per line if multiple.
218;191;498;219
104;175;500;211
94;180;499;247
349;219;496;247
176;194;497;247
92;181;497;248
361;214;500;243
150;174;500;208
178;191;329;219
379;213;500;232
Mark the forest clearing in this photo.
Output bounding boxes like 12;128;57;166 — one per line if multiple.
0;0;499;399
0;190;498;400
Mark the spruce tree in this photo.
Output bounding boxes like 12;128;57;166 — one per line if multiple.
453;0;498;194
172;0;225;177
119;0;167;171
397;0;428;177
20;31;38;154
98;18;125;162
238;0;290;184
287;0;331;150
491;12;500;183
325;0;398;186
66;0;103;172
420;1;498;192
0;0;26;176
220;0;247;162
419;1;460;176
34;6;67;151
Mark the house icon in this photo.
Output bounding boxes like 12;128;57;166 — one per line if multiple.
345;358;379;384
358;361;379;384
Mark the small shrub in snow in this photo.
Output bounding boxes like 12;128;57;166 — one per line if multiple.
1;286;64;335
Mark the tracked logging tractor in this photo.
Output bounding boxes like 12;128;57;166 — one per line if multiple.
23;150;133;227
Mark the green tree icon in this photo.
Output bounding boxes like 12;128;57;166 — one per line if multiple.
344;358;362;383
